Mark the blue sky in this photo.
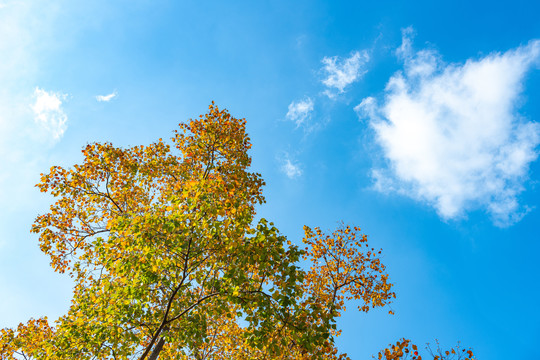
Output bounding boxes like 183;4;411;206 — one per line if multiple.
0;1;539;359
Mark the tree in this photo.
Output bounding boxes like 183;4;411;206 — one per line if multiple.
0;103;474;360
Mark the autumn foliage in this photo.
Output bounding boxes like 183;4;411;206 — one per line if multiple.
376;339;475;360
0;103;474;359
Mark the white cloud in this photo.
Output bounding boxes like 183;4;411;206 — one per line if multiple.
357;30;540;226
279;154;302;179
322;50;369;97
286;97;314;127
31;87;68;141
95;90;117;102
282;159;302;179
395;26;414;60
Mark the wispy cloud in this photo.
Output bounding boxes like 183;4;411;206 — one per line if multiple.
322;51;369;98
32;87;68;141
95;90;117;102
282;159;302;179
356;29;540;226
279;153;302;179
286;97;314;127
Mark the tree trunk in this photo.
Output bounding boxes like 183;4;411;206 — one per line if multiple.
148;337;166;360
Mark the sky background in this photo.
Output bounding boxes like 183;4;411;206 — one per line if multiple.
0;1;539;359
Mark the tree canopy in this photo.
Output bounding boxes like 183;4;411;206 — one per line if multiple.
0;103;475;360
